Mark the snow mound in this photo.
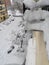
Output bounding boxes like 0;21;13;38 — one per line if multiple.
23;0;49;10
23;10;43;23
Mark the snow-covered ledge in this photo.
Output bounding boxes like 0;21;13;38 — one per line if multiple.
24;9;49;60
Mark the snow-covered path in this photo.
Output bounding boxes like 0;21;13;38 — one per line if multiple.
0;16;25;65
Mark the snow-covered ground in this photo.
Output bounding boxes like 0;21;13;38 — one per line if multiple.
0;13;26;65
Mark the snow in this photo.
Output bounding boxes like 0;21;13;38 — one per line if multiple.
23;9;49;23
0;1;49;64
23;9;43;22
23;0;49;10
25;38;36;65
37;0;49;6
0;14;26;65
8;10;23;17
24;9;49;60
13;0;23;5
23;0;36;9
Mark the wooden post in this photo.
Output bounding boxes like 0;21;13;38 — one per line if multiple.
33;30;49;65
